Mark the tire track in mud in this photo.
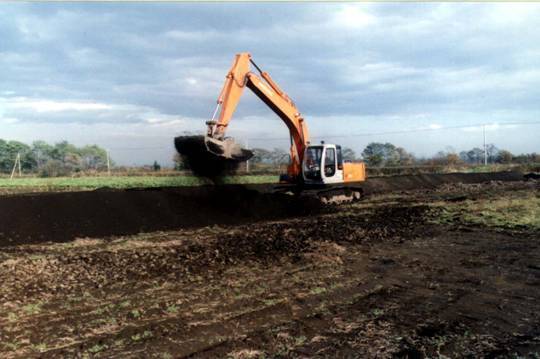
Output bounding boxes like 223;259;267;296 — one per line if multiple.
4;249;367;358
0;205;429;303
44;270;390;358
0;203;429;358
192;229;540;358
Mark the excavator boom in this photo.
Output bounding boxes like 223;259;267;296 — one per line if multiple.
176;53;309;181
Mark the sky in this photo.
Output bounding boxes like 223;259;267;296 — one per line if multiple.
1;2;539;165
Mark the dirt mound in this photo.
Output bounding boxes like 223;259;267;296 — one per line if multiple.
360;171;524;194
0;185;322;247
0;172;525;247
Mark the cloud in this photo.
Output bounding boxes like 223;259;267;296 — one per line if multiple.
163;29;219;41
461;123;521;132
0;96;191;128
330;5;377;29
0;117;19;124
6;97;112;112
0;3;538;164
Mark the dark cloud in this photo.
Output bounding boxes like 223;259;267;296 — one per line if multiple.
1;3;539;164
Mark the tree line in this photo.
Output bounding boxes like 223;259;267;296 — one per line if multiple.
0;139;109;177
2;138;537;177
248;142;539;168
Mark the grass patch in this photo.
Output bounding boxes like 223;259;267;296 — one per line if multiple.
31;343;48;353
0;175;278;193
7;312;18;322
309;287;327;295
294;335;307;346
118;300;131;308
130;309;142;319
3;342;20;351
263;298;283;306
22;302;42;315
91;306;107;315
88;343;108;354
431;191;540;230
131;330;153;342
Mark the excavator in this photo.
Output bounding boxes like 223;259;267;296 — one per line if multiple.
175;53;366;203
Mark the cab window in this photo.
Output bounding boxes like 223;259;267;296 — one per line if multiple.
304;146;323;180
336;145;343;170
324;148;336;177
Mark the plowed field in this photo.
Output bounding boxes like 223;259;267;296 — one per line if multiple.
0;173;538;358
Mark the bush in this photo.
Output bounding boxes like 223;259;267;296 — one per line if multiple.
39;160;71;178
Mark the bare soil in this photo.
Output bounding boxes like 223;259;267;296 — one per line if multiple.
0;171;525;246
0;174;538;358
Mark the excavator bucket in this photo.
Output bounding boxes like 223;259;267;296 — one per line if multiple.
174;135;253;178
203;136;253;161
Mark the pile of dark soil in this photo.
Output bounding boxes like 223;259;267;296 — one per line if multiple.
0;185;322;247
0;171;526;247
360;171;525;194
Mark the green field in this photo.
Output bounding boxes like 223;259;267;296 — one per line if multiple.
0;175;279;194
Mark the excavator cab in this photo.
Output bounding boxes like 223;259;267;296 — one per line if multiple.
302;144;344;185
302;143;366;186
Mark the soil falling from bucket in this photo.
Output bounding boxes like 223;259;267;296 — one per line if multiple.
174;135;252;180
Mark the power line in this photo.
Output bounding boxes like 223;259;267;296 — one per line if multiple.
105;120;540;150
247;121;540;142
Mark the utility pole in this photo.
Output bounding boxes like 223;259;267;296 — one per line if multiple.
245;139;249;173
483;124;487;166
10;153;21;179
18;153;21;177
106;149;111;176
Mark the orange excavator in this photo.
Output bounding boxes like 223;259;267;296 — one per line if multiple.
175;53;366;202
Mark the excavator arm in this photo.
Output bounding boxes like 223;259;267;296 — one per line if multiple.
175;53;366;201
206;53;310;180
